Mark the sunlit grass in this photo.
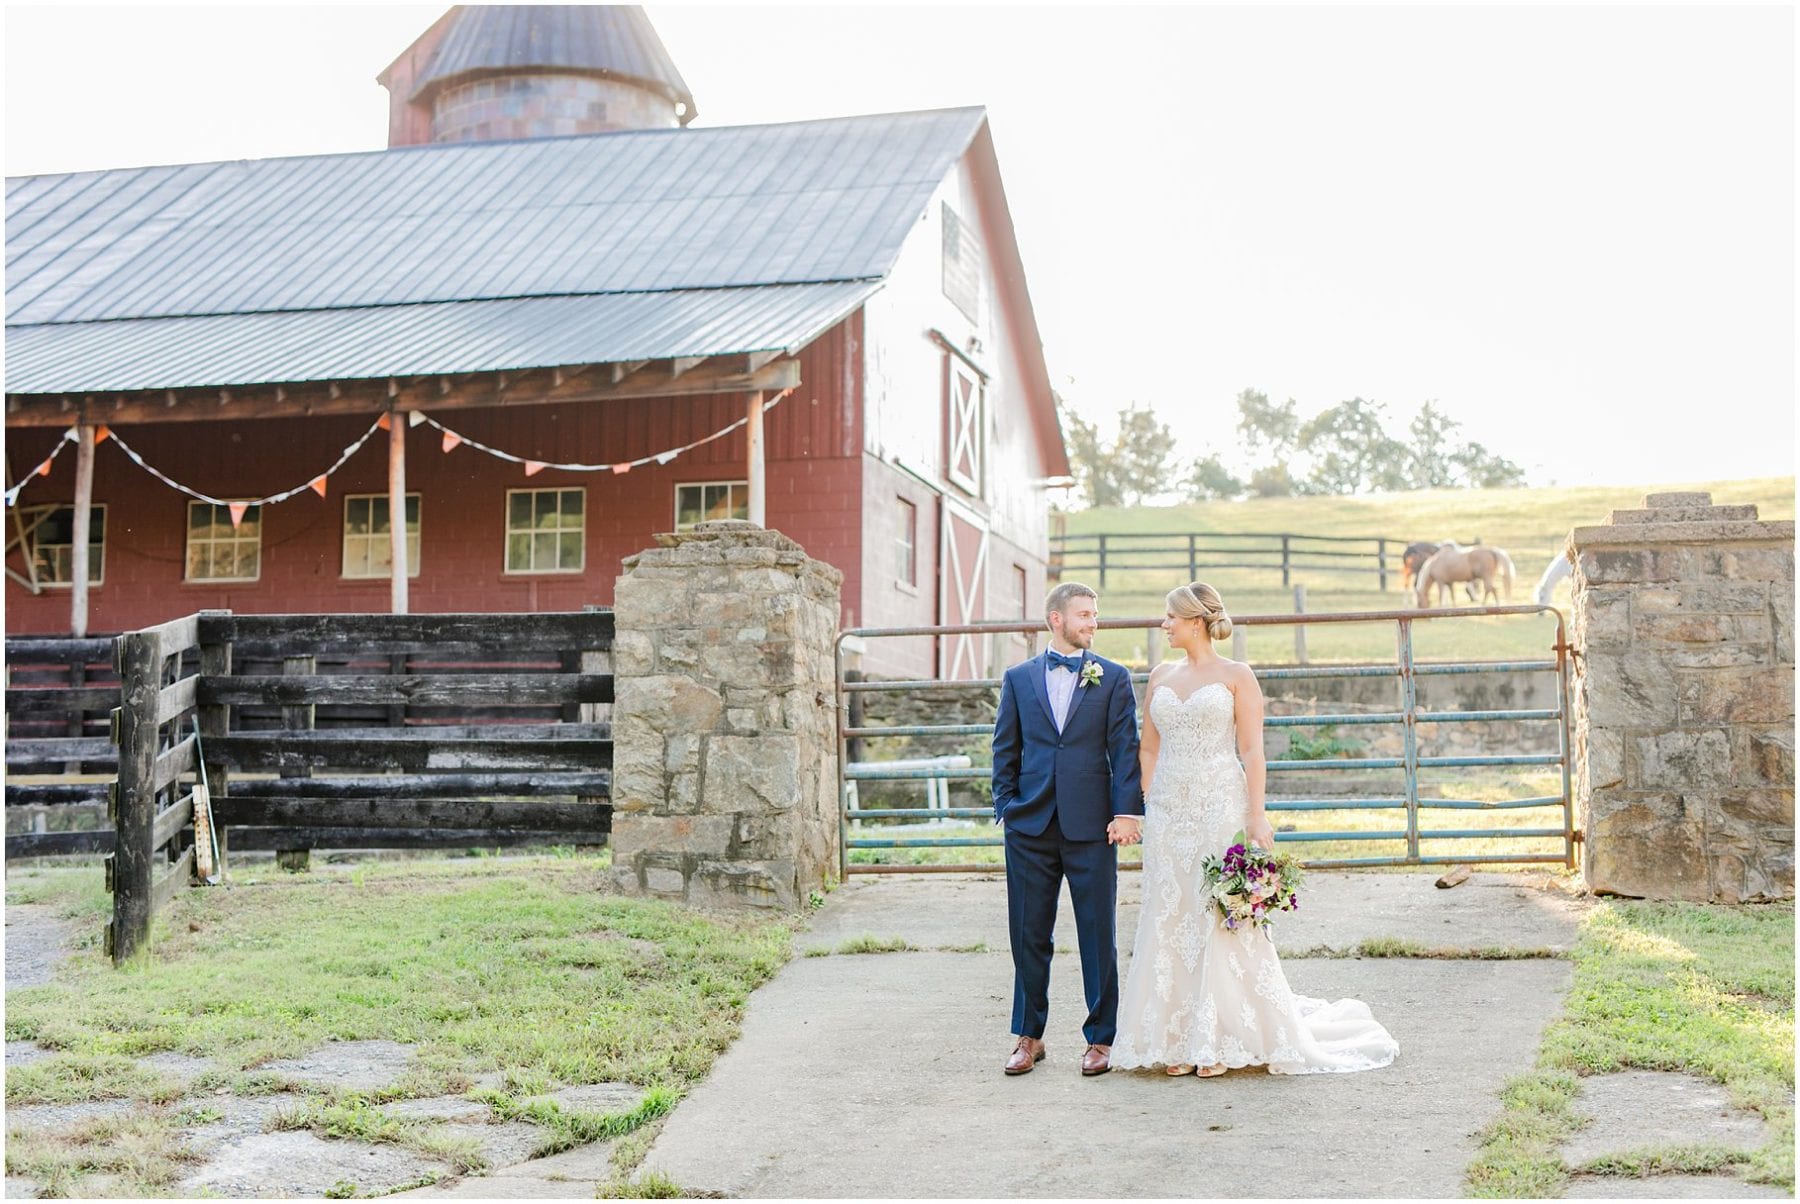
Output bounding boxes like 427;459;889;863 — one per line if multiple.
4;856;790;1197
1465;900;1795;1197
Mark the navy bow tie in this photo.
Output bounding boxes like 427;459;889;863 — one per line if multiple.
1046;650;1084;673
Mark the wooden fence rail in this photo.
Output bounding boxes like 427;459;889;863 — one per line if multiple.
97;608;615;963
5;634;120;857
1048;531;1477;591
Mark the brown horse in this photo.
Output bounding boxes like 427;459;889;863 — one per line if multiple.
1400;541;1442;594
1414;541;1516;607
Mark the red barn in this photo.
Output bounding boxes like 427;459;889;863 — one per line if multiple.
4;5;1069;679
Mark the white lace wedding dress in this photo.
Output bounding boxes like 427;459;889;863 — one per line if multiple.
1111;681;1400;1074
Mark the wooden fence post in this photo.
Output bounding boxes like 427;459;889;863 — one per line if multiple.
108;627;162;962
1281;534;1291;587
1096;534;1108;589
276;652;316;872
1377;537;1389;592
1186;534;1197;581
1293;584;1308;664
197;610;233;876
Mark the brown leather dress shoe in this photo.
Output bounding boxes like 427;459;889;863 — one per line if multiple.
1004;1036;1046;1075
1081;1044;1112;1076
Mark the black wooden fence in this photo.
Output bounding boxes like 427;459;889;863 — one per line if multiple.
5;635;120;856
6;609;617;962
1049;531;1436;590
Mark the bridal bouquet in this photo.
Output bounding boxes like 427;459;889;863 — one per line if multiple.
1201;831;1304;932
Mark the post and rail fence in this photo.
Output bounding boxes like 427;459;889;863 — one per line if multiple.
1047;530;1482;591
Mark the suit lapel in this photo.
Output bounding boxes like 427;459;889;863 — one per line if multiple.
1027;652;1057;730
1063;651;1097;730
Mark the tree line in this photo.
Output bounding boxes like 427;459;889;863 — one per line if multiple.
1060;389;1528;509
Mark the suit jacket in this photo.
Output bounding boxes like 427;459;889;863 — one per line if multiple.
990;650;1144;842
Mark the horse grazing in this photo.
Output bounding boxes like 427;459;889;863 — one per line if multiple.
1400;542;1442;593
1414;541;1516;607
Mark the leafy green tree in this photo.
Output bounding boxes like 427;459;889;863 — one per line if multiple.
1183;453;1244;501
1406;401;1462;488
1112;405;1177;505
1451;441;1529;488
1235;389;1300;461
1297;398;1411;494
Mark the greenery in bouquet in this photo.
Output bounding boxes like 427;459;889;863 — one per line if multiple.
1200;829;1304;931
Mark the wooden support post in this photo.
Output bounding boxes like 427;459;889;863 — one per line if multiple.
1377;537;1389;592
1097;534;1108;589
197;610;233;879
388;410;408;615
745;391;766;527
1280;534;1291;588
109;627;161;963
1186;533;1198;581
1293;584;1308;664
70;425;96;638
275;653;316;872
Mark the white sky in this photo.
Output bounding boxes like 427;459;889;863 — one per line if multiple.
4;3;1795;488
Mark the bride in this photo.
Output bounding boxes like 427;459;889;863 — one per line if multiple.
1111;581;1400;1077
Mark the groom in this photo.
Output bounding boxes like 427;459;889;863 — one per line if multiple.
991;582;1143;1076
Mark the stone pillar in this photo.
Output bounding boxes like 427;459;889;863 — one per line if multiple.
610;521;842;908
1569;491;1794;902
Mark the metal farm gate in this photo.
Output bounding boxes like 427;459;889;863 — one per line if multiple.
834;606;1575;878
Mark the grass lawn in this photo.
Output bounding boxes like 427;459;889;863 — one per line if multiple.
1054;474;1793;664
4;854;794;1197
1466;899;1795;1197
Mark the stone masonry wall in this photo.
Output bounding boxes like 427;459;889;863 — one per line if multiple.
610;522;841;908
1570;491;1794;902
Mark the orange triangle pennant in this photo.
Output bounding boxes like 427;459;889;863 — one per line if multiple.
376;412;392;431
611;462;632;475
310;476;329;498
228;502;250;528
94;425;112;445
441;431;462;454
523;460;546;477
36;458;53;476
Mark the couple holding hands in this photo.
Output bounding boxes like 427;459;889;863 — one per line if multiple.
991;581;1399;1079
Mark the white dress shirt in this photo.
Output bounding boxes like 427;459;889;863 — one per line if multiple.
1045;657;1080;731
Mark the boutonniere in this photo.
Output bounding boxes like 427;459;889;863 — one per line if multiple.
1078;660;1104;689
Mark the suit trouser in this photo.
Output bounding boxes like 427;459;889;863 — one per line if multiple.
1004;809;1119;1045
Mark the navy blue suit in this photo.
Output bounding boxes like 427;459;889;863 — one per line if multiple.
991;650;1144;1044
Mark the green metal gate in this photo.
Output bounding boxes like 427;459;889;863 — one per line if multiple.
834;605;1575;877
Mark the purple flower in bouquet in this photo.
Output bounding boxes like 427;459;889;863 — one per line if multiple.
1199;829;1305;933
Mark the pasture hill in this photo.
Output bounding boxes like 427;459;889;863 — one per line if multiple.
1056;475;1794;665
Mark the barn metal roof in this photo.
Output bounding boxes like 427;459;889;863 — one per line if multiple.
411;5;696;115
3;282;878;394
5;107;986;393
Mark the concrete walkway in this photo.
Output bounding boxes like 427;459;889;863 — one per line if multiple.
640;871;1588;1198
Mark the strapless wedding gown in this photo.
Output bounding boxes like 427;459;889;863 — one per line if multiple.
1111;681;1400;1074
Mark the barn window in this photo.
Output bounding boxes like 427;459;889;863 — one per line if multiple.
675;481;748;530
14;504;105;587
945;355;985;496
343;494;420;578
896;497;917;585
185;502;261;582
505;488;585;574
941;201;982;323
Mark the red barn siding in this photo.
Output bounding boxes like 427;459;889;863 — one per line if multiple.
6;318;866;634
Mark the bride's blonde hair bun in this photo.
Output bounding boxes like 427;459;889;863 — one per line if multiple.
1167;581;1233;642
